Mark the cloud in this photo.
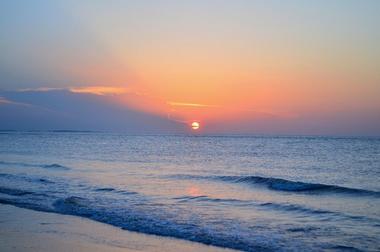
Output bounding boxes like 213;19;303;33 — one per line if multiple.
0;89;183;133
0;96;34;107
167;101;220;108
1;87;379;135
0;96;12;104
17;87;65;92
69;86;129;95
16;86;130;96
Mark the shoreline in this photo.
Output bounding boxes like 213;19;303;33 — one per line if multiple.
0;204;236;252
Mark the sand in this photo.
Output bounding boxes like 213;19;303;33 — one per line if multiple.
0;204;235;252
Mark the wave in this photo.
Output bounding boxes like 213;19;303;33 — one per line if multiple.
0;186;279;251
174;195;249;205
51;196;277;251
95;187;115;192
174;195;334;215
172;174;380;197
0;173;54;184
58;196;90;207
0;161;70;171
0;186;34;196
0;184;377;251
173;194;380;224
258;202;333;215
0;130;98;133
51;193;380;250
41;163;69;170
220;176;380;196
93;187;138;195
48;130;99;133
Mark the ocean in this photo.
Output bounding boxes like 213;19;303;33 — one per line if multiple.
0;131;379;251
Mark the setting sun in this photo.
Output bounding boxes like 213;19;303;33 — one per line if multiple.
191;122;200;130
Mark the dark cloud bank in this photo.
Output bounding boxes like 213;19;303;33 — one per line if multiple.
0;90;183;133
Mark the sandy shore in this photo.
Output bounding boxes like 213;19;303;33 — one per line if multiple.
0;204;235;252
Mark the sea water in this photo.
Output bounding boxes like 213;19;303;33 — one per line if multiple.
0;132;379;251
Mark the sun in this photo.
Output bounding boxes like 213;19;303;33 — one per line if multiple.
191;121;200;130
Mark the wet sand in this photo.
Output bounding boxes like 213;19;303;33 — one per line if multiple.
0;204;235;252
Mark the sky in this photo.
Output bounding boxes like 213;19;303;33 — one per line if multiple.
1;0;379;135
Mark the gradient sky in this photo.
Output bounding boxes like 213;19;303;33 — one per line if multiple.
1;0;379;135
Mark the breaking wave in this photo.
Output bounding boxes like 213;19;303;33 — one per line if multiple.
172;174;380;197
0;161;70;171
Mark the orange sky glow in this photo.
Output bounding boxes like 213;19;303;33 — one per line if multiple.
1;1;379;134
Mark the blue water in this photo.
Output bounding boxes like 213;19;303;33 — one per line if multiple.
0;132;379;251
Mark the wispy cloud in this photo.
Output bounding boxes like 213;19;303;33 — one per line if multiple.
18;87;65;92
0;96;32;107
0;97;12;104
167;101;220;108
69;86;129;95
167;100;299;120
17;86;130;96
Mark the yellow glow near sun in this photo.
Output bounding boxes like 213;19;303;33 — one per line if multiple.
191;121;200;130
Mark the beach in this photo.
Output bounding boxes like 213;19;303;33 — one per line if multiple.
0;204;234;252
